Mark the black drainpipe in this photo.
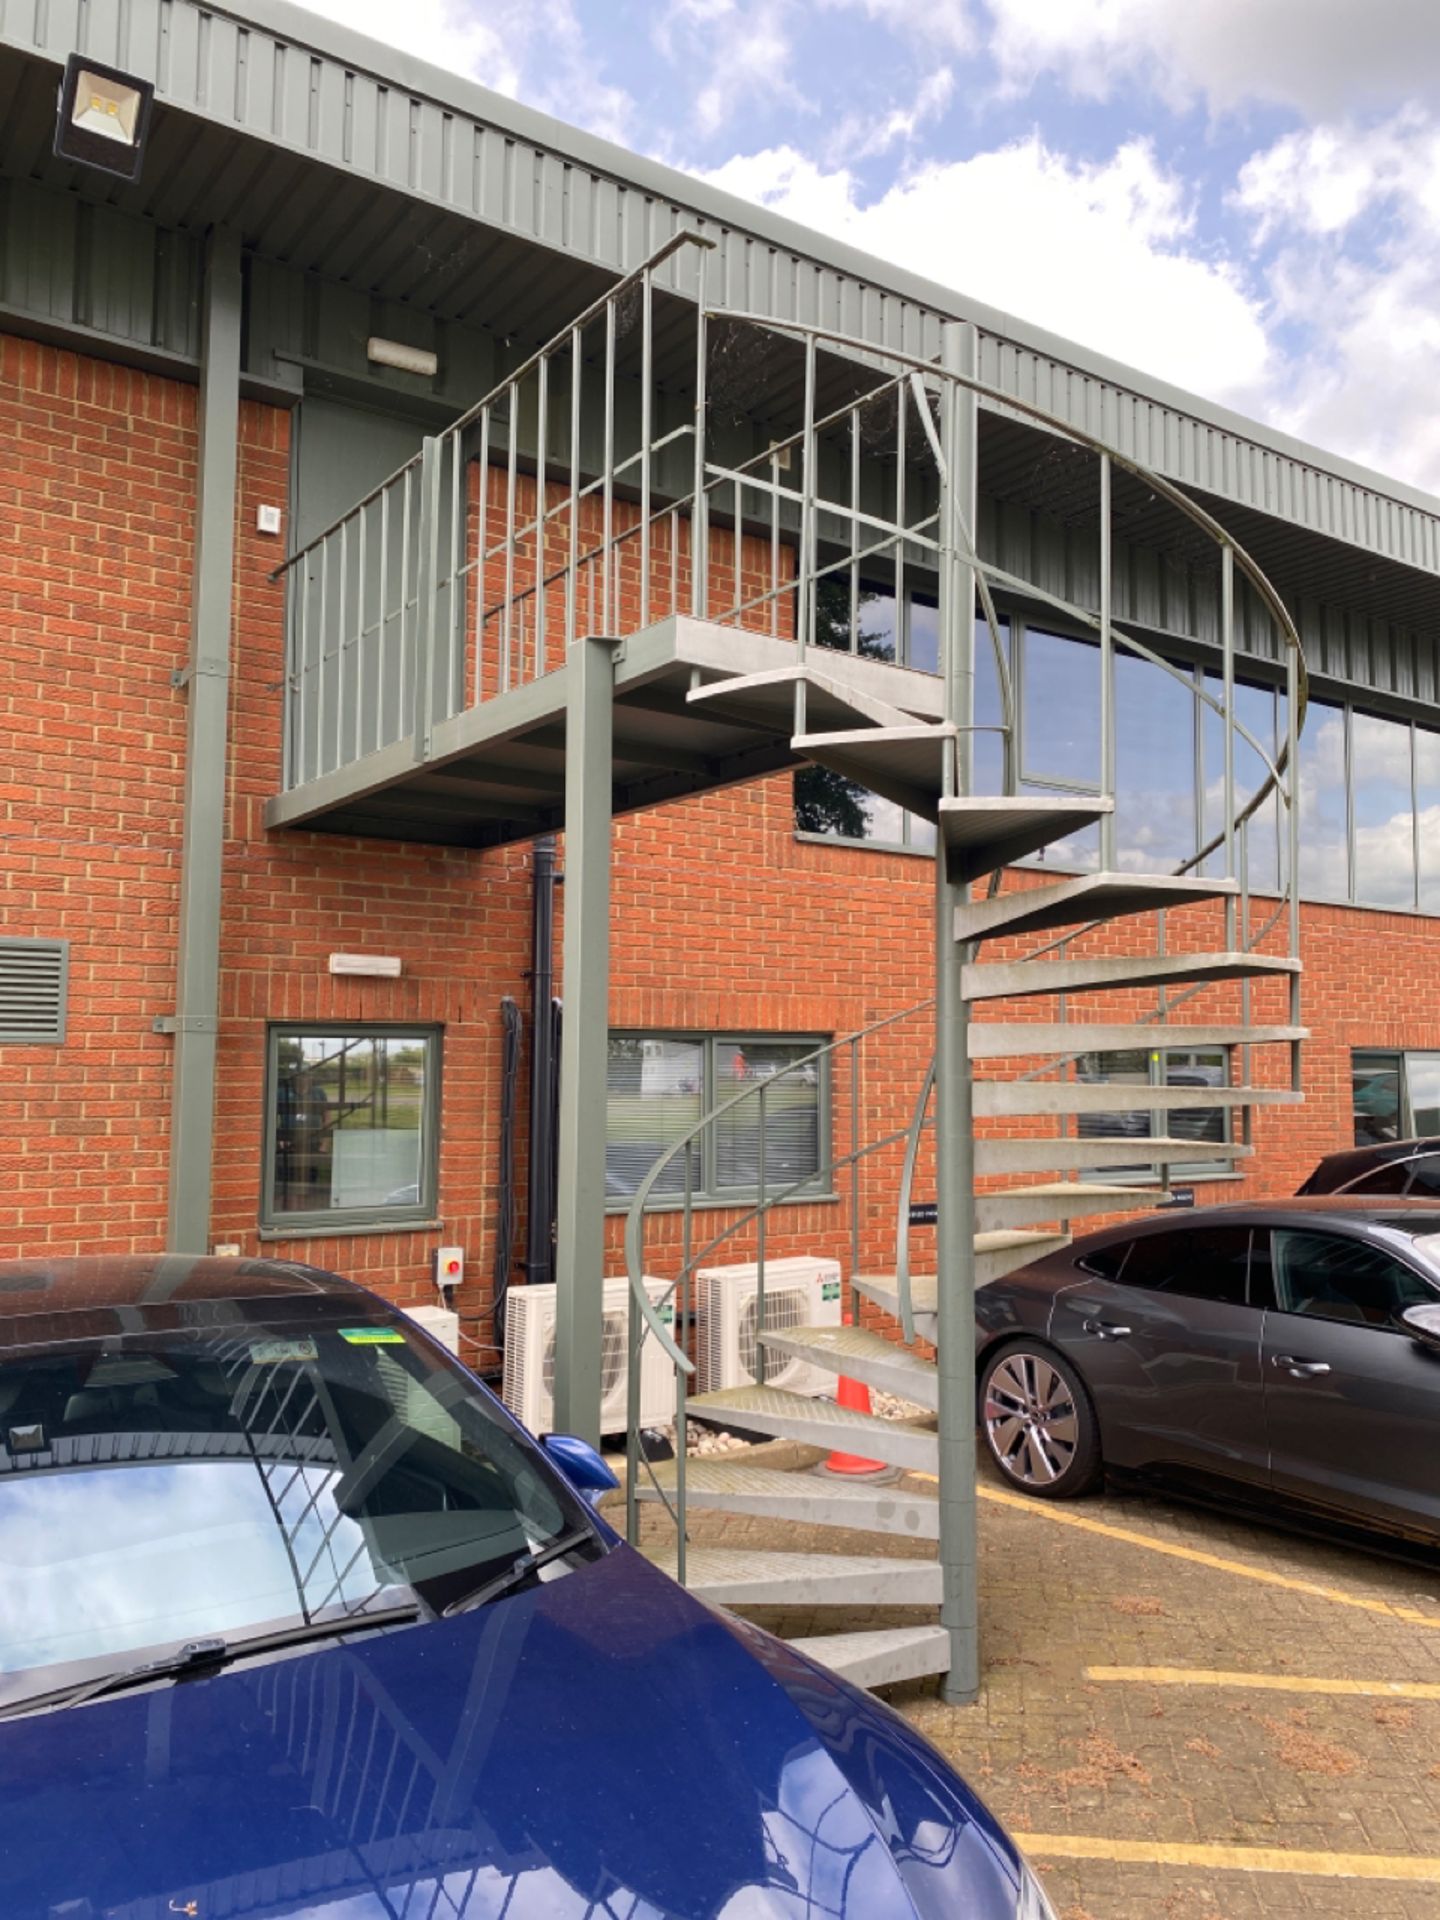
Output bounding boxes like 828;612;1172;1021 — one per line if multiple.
525;836;560;1289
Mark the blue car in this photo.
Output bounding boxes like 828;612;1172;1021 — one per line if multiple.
0;1255;1052;1919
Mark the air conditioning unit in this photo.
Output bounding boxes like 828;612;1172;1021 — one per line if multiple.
696;1257;843;1398
502;1277;676;1436
402;1304;460;1355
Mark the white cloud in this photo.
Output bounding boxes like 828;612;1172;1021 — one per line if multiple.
1232;111;1440;490
984;0;1440;118
654;0;801;136
699;135;1272;404
824;0;975;55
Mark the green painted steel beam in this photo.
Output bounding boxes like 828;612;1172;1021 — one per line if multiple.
552;636;621;1445
935;320;981;1706
165;228;242;1254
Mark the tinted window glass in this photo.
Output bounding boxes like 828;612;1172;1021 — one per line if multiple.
1271;1229;1436;1329
1346;1162;1412;1195
1119;1226;1253;1306
1406;1156;1440;1194
1076;1240;1130;1280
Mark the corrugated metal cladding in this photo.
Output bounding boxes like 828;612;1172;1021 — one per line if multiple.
978;493;1440;710
0;939;69;1044
7;0;1440;582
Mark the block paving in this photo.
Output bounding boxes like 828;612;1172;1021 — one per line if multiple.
633;1459;1440;1918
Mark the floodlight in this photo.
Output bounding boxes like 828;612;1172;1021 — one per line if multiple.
54;53;155;183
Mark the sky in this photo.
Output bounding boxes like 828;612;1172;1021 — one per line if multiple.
300;0;1440;495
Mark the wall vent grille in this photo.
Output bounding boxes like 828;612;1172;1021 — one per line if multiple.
0;939;69;1044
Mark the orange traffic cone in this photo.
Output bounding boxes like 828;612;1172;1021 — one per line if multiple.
825;1311;886;1476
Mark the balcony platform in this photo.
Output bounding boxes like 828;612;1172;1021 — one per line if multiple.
264;618;945;848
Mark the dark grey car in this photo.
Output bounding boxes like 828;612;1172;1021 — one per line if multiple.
975;1197;1440;1548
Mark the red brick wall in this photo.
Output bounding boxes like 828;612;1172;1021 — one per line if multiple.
0;337;195;1256
0;330;1426;1365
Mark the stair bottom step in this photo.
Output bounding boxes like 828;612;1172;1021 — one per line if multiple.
648;1545;940;1606
786;1625;950;1689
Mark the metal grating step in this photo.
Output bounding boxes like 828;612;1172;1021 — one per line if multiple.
686;663;922;734
686;1386;937;1473
974;1081;1303;1119
938;797;1113;883
646;1545;940;1606
955;871;1238;943
793;724;956;823
975;1182;1159;1230
975;1135;1251;1176
635;1460;941;1539
964;949;1300;1002
757;1324;938;1410
968;1022;1308;1058
786;1625;951;1688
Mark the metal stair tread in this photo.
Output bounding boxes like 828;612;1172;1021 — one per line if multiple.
968;1022;1309;1057
785;1625;951;1687
688;1384;928;1439
977;1181;1163;1229
634;1458;942;1538
937;796;1113;883
792;725;956;823
976;1135;1251;1174
955;871;1239;943
645;1545;941;1605
756;1323;938;1398
963;948;1300;1002
686;1386;938;1470
685;663;926;734
974;1081;1304;1118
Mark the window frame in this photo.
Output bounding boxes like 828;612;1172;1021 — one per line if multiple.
260;1021;443;1234
1350;1048;1440;1148
604;1030;833;1213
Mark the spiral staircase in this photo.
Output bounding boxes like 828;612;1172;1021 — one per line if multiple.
626;780;1304;1690
262;230;1308;1700
618;275;1309;1698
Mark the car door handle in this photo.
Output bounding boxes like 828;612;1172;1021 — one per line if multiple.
1272;1355;1331;1377
1082;1318;1132;1340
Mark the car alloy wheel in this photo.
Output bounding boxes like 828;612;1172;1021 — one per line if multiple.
981;1345;1100;1498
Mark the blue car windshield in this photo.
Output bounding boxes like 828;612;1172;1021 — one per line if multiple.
0;1310;592;1700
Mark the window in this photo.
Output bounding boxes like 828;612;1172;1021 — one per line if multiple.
1351;1049;1440;1147
264;1026;440;1230
1115;1225;1253;1306
606;1033;827;1205
1076;1241;1130;1281
1271;1228;1435;1329
1074;1045;1232;1179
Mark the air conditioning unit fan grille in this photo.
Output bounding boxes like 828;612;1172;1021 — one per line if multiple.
542;1309;627;1402
737;1286;808;1377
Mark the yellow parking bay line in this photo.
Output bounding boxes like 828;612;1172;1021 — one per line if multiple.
1014;1833;1440;1882
1088;1666;1440;1700
953;1479;1440;1630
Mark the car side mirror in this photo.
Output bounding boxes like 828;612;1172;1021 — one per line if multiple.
542;1432;620;1506
1400;1304;1440;1350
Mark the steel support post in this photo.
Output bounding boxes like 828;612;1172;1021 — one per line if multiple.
936;320;980;1704
552;634;621;1443
165;228;242;1253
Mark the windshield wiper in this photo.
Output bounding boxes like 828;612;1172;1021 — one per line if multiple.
442;1528;596;1617
0;1603;422;1721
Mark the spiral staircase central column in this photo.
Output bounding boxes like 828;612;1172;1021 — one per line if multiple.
936;319;981;1704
